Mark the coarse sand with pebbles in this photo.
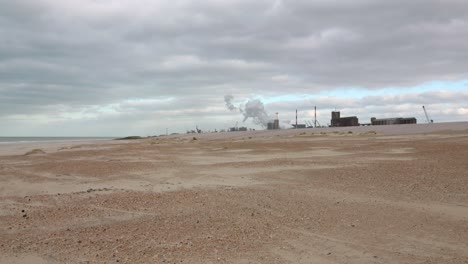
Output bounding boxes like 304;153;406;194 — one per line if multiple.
1;122;468;263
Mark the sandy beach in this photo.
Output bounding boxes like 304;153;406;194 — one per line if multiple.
0;122;467;263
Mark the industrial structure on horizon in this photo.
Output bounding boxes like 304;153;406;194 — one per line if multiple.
224;94;427;131
267;119;280;130
370;117;417;125
330;111;360;127
262;109;420;130
267;112;280;130
328;111;418;127
283;110;419;130
327;111;417;127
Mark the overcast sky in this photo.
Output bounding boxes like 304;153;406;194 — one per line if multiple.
1;0;467;136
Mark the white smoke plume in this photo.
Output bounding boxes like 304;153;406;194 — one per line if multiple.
242;99;269;126
224;95;239;112
224;95;269;127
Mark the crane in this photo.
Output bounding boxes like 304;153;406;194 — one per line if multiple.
422;106;433;124
305;120;321;128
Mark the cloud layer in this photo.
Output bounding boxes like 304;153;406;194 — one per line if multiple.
1;0;467;135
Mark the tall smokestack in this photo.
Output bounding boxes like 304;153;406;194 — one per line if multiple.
314;106;317;128
296;109;298;129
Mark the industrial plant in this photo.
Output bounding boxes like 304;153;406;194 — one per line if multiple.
370;117;417;125
328;111;418;127
267;113;280;130
263;109;420;130
224;95;429;131
330;111;360;127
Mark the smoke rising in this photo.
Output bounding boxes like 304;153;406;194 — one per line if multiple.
243;99;269;127
224;95;238;112
224;95;269;127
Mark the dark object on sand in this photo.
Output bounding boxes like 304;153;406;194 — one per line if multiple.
115;136;143;140
24;149;46;155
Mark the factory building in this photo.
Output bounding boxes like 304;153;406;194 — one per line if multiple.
330;111;359;127
371;117;417;125
229;126;248;132
291;124;306;129
267;119;280;130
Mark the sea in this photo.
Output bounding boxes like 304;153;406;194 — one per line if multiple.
0;137;116;145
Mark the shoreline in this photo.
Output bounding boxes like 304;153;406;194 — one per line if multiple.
0;138;118;156
1;121;467;156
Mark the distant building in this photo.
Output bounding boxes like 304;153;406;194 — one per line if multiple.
230;126;249;132
291;124;306;129
267;119;280;130
330;111;359;127
371;117;417;125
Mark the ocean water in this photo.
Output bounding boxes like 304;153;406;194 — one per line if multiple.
0;137;115;144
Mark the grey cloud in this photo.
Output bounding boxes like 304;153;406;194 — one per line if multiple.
360;90;468;106
1;0;467;135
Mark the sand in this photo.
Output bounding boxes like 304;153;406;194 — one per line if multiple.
0;122;467;263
